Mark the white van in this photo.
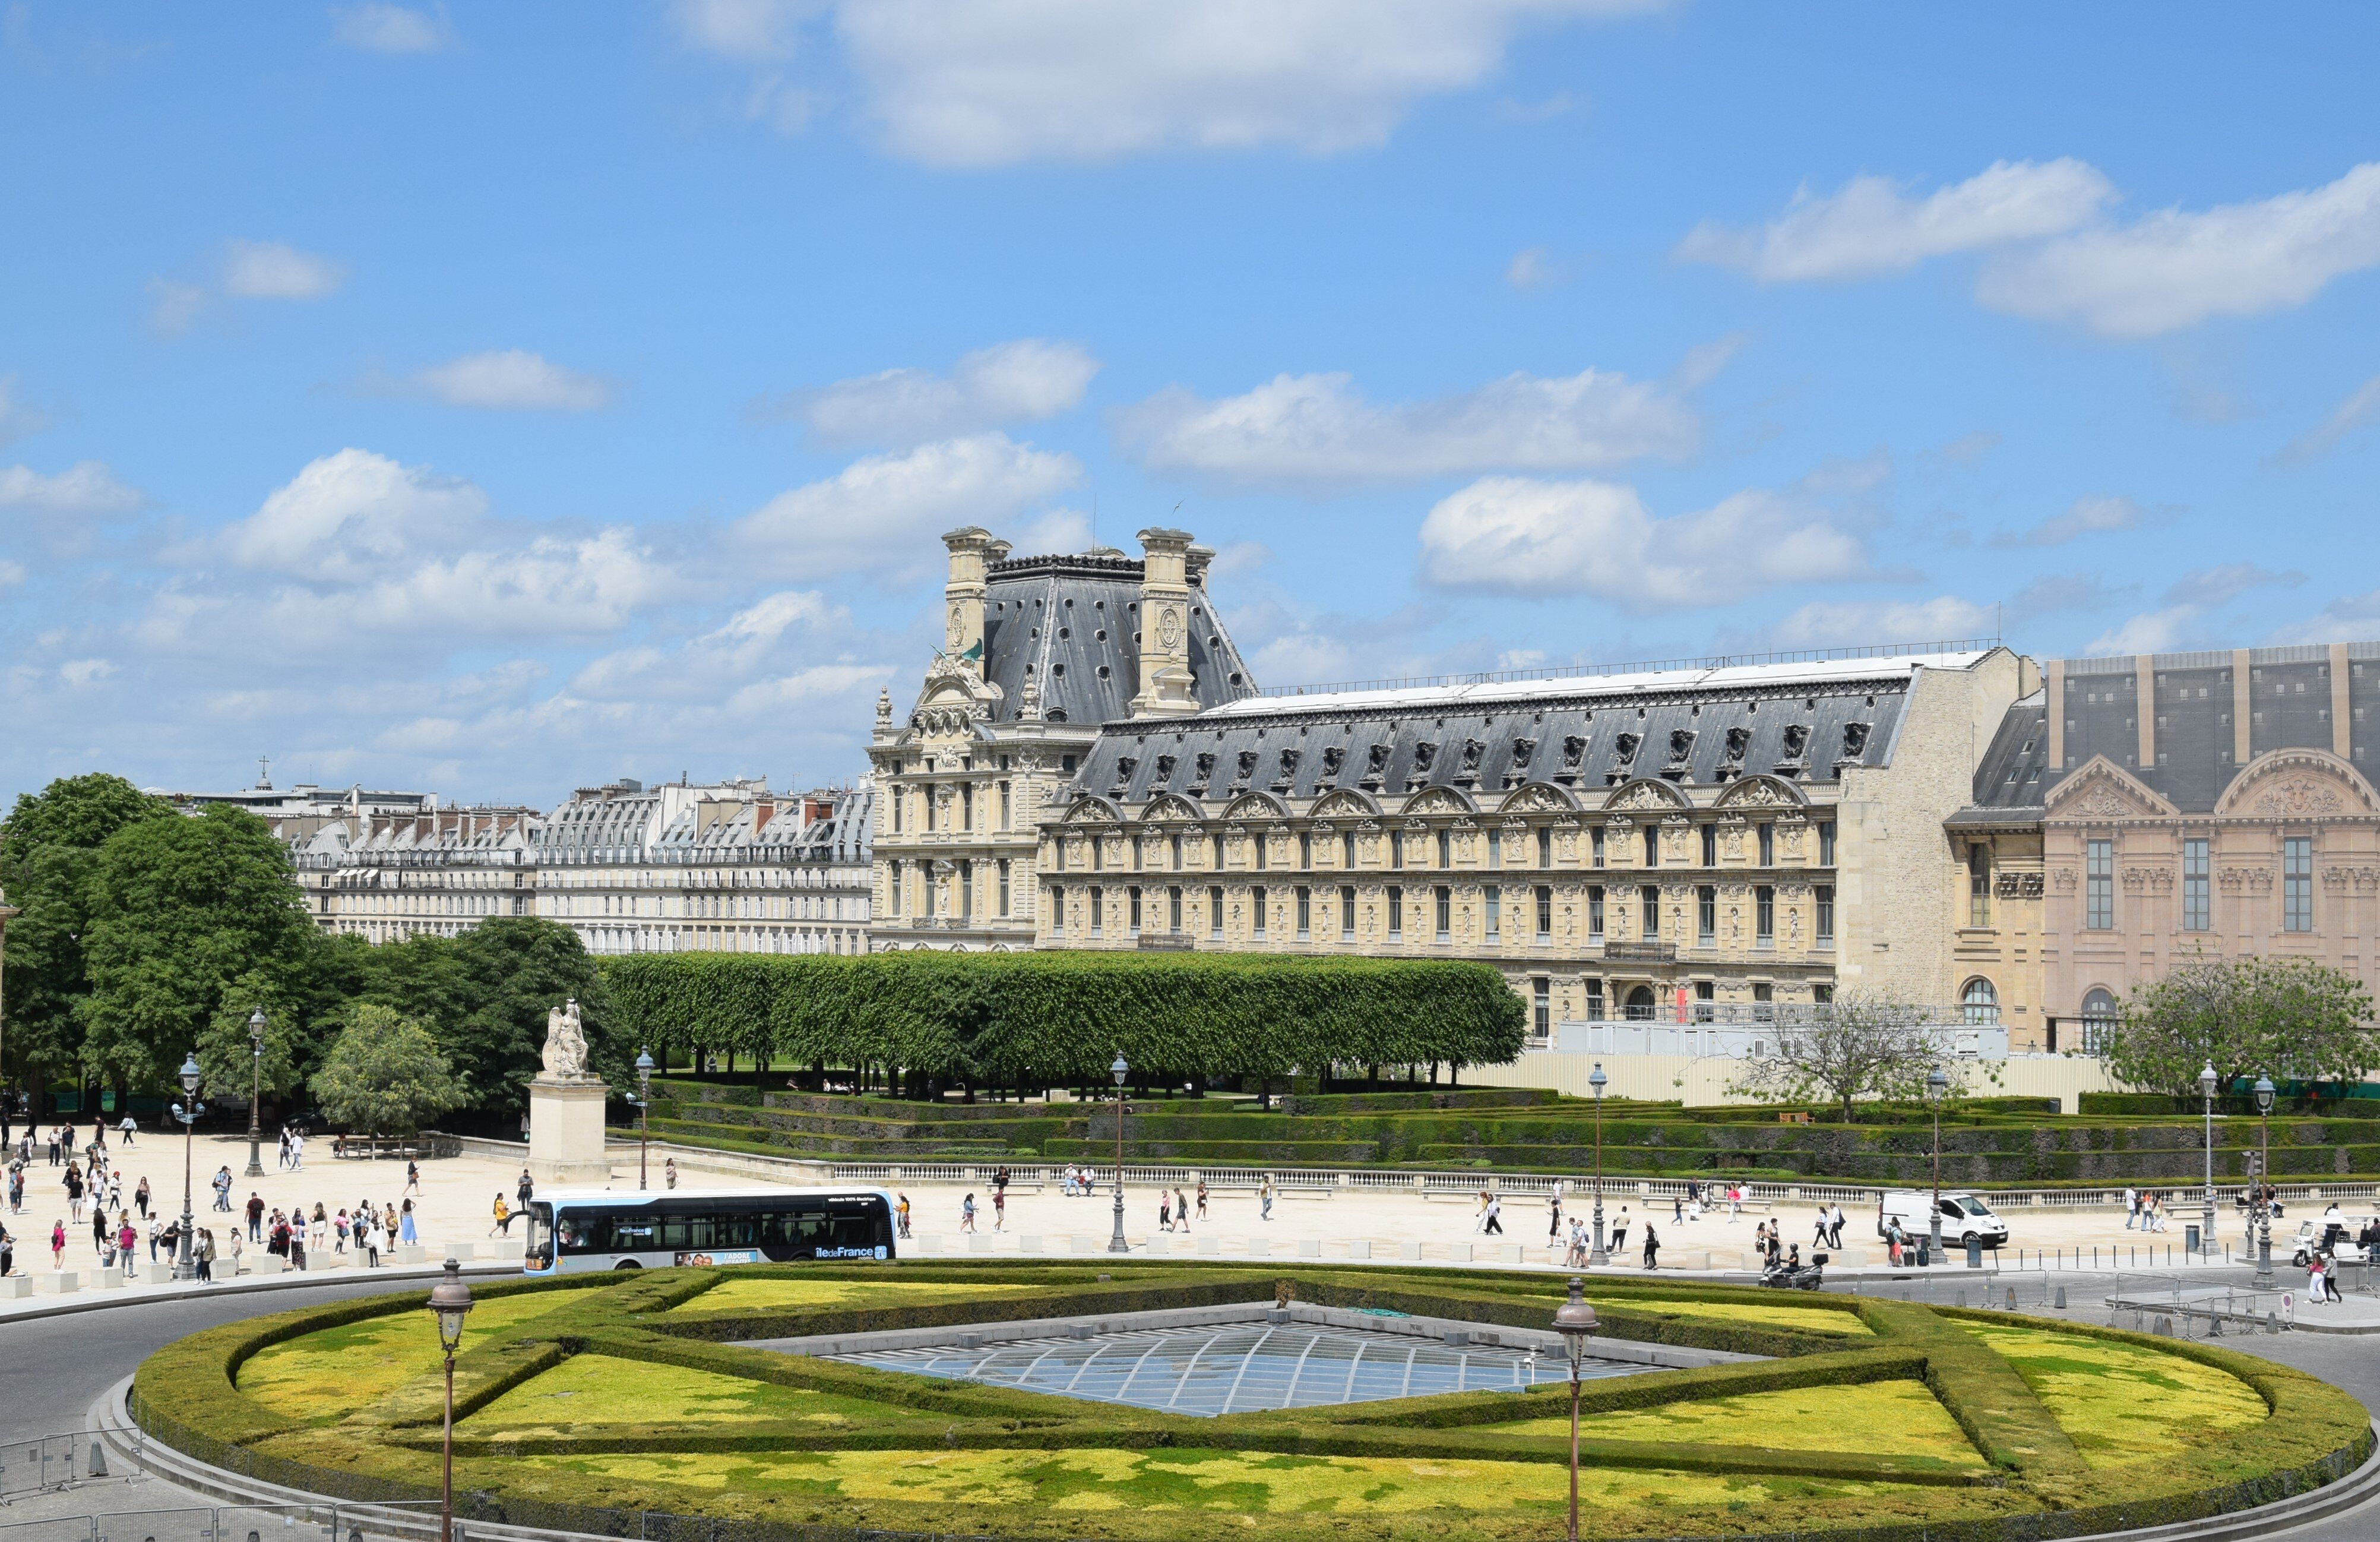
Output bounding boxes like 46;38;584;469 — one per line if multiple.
1876;1190;2009;1250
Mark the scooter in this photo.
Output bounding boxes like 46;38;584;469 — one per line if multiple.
1760;1252;1827;1291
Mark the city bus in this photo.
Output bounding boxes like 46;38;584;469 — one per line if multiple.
521;1186;897;1273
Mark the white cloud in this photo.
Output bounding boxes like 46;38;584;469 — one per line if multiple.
404;349;613;412
831;0;1663;168
1978;162;2380;338
1118;366;1697;488
2163;561;2299;610
0;558;26;590
1009;507;1094;555
2272;587;2380;646
1989;494;2151;548
736;432;1081;579
1417;476;1872;607
790;339;1099;445
221;241;346;301
223;448;486;583
58;658;116;687
333;4;454;53
0;377;50;446
1505;247;1560;290
2085;607;2197;657
1676;159;2112;282
0;461;145;516
1207;540;1272;579
147;279;211;336
232;530;673;642
2277;374;2380;465
1770;595;1996;649
671;0;811;59
2088;564;2301;654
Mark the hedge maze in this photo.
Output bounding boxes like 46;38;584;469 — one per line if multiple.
135;1263;2368;1542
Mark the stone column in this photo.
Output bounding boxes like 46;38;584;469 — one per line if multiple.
1132;526;1200;717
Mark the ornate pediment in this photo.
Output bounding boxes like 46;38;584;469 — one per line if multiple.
1496;781;1579;816
1222;791;1289;822
1062;797;1121;824
910;651;1004;738
1603;777;1689;813
1714;773;1808;810
2045;757;2178;822
1310;788;1381;820
2213;747;2380;820
1400;786;1477;817
1140;792;1204;823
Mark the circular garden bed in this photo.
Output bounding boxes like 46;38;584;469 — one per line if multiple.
134;1263;2369;1542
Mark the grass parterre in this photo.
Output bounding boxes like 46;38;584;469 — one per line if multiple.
134;1263;2369;1542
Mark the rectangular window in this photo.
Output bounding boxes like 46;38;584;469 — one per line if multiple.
1387;886;1404;941
1697;884;1716;944
1128;886;1142;935
2086;839;2115;930
1588;827;1603;868
999;781;1011;830
1252;835;1267;871
1342;831;1357;869
1531;977;1550;1038
1433;884;1451;941
887;860;901;917
1208;886;1224;940
1295;886;1311;940
1340;884;1357;942
2285;836;2313;932
1436;829;1452;868
1818;820;1836;865
959;860;973;919
1755;885;1774;947
1544;827;1558;868
2183;838;2210;930
1534;884;1553;943
1052;839;1066;873
1584;978;1604;1019
1132;836;1144;871
1391;831;1406;869
1213;834;1226;870
923;786;935;832
1049;884;1064;936
1701;824;1717;867
1488;829;1502;869
1299;833;1312;870
1091;838;1104;873
1642;827;1659;868
922;864;936;917
1088;886;1103;936
998;859;1011;917
1170;835;1183;871
1484;884;1501;940
962;784;974;831
1587;885;1604;942
1640;884;1660;939
1251;886;1267;940
1816;884;1834;945
1758;823;1775;867
1168;886;1182;934
1968;845;1991;927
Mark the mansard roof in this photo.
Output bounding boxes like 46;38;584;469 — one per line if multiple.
972;550;1257;728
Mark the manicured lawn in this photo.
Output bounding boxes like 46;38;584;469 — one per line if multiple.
667;1276;1053;1314
239;1291;588;1423
1495;1380;1982;1469
464;1352;902;1430
1600;1298;1873;1335
1957;1322;2268;1466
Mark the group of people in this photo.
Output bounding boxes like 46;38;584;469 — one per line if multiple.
2121;1189;2177;1232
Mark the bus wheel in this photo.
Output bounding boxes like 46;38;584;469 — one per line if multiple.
613;1259;641;1271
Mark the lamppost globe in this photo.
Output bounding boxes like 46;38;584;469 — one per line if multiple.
1111;1054;1129;1087
1586;1063;1609;1267
428;1257;475;1542
1107;1054;1130;1255
180;1054;201;1096
1551;1276;1600;1542
2253;1071;2277;1288
1925;1067;1948;1265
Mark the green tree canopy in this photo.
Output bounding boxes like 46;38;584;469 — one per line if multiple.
75;803;321;1092
309;1003;469;1135
346;917;610;1113
2111;954;2380;1097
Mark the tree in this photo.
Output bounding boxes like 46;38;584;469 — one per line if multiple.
1729;989;1951;1124
194;971;309;1112
75;804;322;1092
310;1003;469;1136
0;775;173;1093
349;918;607;1116
2110;954;2379;1097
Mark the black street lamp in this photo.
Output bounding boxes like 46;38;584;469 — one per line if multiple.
172;1053;204;1280
2254;1072;2276;1289
243;1009;267;1178
429;1257;475;1542
2199;1060;2220;1259
1925;1066;1948;1265
1552;1276;1601;1542
1587;1063;1609;1266
1108;1053;1129;1254
633;1047;656;1192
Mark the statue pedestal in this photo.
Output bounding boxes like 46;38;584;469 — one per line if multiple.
527;1076;613;1184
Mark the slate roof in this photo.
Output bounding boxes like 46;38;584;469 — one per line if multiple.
977;551;1257;726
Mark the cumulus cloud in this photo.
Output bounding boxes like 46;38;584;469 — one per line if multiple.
0;559;24;590
58;658;116;688
1676;159;2112;282
222;448;486;583
2276;374;2380;465
1118;367;1698;488
1989;494;2153;548
1770;595;1996;649
333;4;454;53
1979;162;2380;338
680;0;1661;166
399;349;614;412
736;432;1081;579
1009;507;1094;555
1505;247;1561;290
2087;564;2302;655
784;339;1099;445
221;241;347;300
0;461;146;517
1416;476;1872;608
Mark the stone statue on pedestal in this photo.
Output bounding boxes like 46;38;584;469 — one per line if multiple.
540;998;590;1081
527;996;610;1183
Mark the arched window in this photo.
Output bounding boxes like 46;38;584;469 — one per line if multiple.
2080;987;2118;1054
1961;977;2001;1025
1623;984;1657;1020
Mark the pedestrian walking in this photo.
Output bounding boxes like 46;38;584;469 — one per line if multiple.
1195;1180;1209;1221
277;1129;292;1170
1609;1207;1630;1256
1158;1191;1171;1232
134;1176;151;1219
406;1161;423;1196
246;1192;265;1241
119;1114;137;1146
665;1158;679;1190
2123;1187;2139;1230
1483;1193;1503;1236
1672;1193;1684;1224
148;1213;162;1261
117;1217;137;1275
992;1187;1006;1233
1548;1192;1563;1240
961;1193;977;1233
1260;1176;1276;1221
212;1165;233;1211
1174;1187;1190;1230
51;1218;65;1268
491;1195;511;1236
895;1193;912;1238
1642;1223;1660;1270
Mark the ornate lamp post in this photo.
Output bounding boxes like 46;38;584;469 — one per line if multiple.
2199;1061;2220;1259
1925;1066;1948;1265
1108;1053;1129;1254
171;1053;204;1279
429;1257;475;1542
0;887;19;1147
2254;1072;2276;1288
243;1009;267;1177
1587;1063;1609;1266
633;1047;656;1191
1552;1276;1601;1542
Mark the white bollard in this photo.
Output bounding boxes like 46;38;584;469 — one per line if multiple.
1246;1238;1270;1258
1400;1241;1423;1260
912;1233;941;1255
41;1271;79;1294
1347;1240;1372;1259
1196;1235;1220;1256
1449;1243;1473;1263
97;1268;126;1290
967;1233;990;1253
1020;1234;1044;1253
1297;1238;1322;1259
142;1262;175;1285
1501;1244;1524;1265
0;1275;30;1298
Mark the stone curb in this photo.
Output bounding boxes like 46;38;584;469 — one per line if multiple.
0;1257;522;1325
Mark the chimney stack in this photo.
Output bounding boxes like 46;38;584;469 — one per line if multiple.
940;527;1002;679
1132;527;1200;718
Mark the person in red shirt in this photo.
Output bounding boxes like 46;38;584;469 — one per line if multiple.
116;1218;137;1276
50;1219;65;1269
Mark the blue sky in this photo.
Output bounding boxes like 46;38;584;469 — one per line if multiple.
6;2;2380;810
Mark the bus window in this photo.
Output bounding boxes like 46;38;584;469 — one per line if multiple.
613;1215;656;1252
526;1202;554;1270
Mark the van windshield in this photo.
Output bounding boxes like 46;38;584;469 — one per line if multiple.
1963;1198;1996;1217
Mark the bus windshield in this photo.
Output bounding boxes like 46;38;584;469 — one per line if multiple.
525;1202;554;1270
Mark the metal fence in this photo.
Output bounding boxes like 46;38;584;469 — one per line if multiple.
0;1429;136;1505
